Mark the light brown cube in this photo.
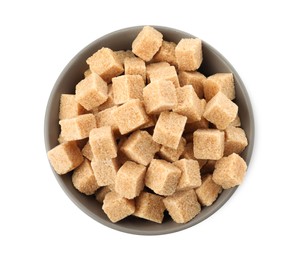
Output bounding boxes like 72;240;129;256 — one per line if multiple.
98;84;116;111
184;99;209;133
95;186;112;204
203;92;238;130
143;80;177;114
163;189;201;223
146;61;170;82
229;115;241;127
178;71;206;98
193;129;224;160
72;159;100;195
86;47;124;83
120;130;160;166
124;57;146;81
112;75;145;105
224;126;248;156
47;141;84;175
81;142;93;161
195;174;222;206
153;111;187;149
173;85;202;122
115;161;146;199
145;159;181;196
203;73;235;101
95;106;120;137
89;126;117;160
149;65;180;88
114;99;149;135
159;137;186;162
59;114;96;141
175;38;202;71
180;142;207;168
132;26;163;61
59;94;86;120
152;41;178;67
91;158;118;186
134;192;166;223
102;191;135;223
212;153;247;189
115;50;135;65
75;72;108;110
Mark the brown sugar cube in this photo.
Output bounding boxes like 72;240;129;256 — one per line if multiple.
120;130;160;166
91;158;118;186
112;75;145;105
178;71;206;98
173;85;202;123
124;57;146;82
203;73;235;101
146;61;170;82
59;114;96;141
82;142;93;161
212;153;247;189
202;160;216;173
149;65;180;88
152;41;178;67
115;161;146;199
114;99;149;135
59;94;86;120
98;84;116;111
229;115;241;127
195;174;222;206
184;99;209;133
95;106;120;137
72;159;100;195
47;141;84;175
180;142;207;168
95;186;112;204
115;50;135;66
102;191;135;223
159;137;186;162
145;159;181;196
193;129;224;160
175;38;202;71
86;47;124;83
143;80;177;114
132;26;163;62
163;189;201;224
134;192;166;223
203;92;238;130
153;111;187;149
84;69;92;78
75;72;108;110
89;126;117;160
224;126;248;156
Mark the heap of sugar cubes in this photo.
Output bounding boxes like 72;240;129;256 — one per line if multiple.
47;26;248;224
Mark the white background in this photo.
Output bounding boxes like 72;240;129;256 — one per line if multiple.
1;0;305;259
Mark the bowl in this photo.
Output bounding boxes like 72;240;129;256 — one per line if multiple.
44;25;255;235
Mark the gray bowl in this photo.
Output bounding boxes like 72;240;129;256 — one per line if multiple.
44;26;255;235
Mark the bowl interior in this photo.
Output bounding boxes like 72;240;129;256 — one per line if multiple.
44;26;254;235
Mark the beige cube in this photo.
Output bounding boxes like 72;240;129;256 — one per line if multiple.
163;189;201;223
75;72;108;110
89;126;117;160
114;99;149;135
95;106;119;137
120;130;160;166
124;57;146;82
59;114;96;141
203;92;238;130
203;73;235;101
102;191;135;223
202;160;217;173
178;71;206;98
112;75;145;105
98;84;116;111
91;158;118;186
180;142;207;168
47;141;84;175
159;137;186;162
59;94;86;120
132;26;163;61
193;129;224;160
115;50;135;65
175;38;202;71
173;85;202;122
229;115;241;127
72;159;100;195
115;161;146;199
153;111;187;149
95;186;112;204
149;65;180;88
224;126;248;156
146;61;170;82
134;192;166;223
213;153;247;189
145;159;181;196
184;99;208;133
152;41;178;67
195;174;222;206
81;142;93;161
86;47;124;83
143;80;177;114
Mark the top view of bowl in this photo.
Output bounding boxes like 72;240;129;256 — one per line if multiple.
44;25;255;235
